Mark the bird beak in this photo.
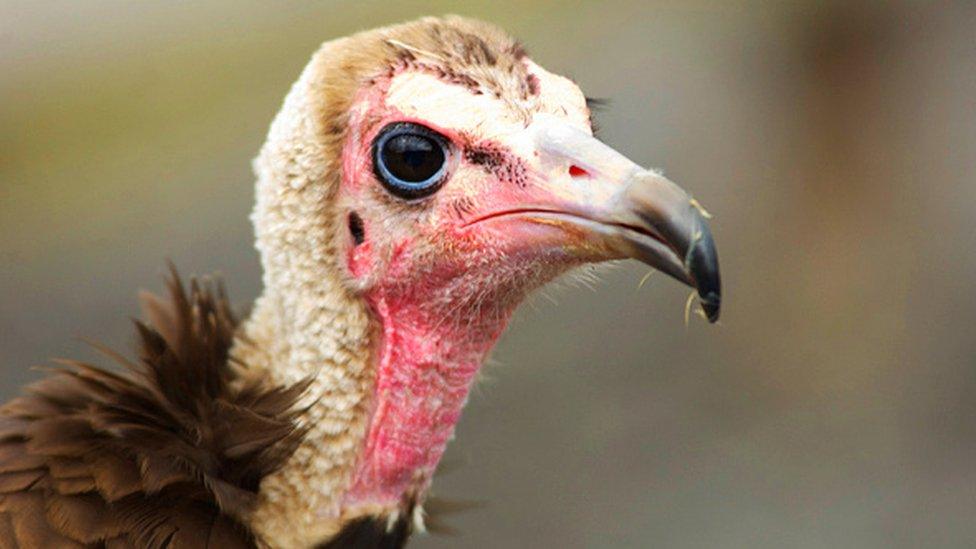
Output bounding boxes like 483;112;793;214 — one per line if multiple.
506;115;722;322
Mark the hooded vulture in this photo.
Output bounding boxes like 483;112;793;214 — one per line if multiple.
0;15;721;549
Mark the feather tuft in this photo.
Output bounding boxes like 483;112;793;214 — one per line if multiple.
0;268;308;546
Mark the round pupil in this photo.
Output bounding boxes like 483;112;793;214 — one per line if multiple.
382;134;444;183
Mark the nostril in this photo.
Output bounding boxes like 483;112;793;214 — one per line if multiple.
569;165;589;178
348;212;365;245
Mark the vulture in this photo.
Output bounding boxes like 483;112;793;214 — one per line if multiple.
0;15;721;549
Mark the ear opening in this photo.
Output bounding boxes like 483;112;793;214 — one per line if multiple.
348;212;365;245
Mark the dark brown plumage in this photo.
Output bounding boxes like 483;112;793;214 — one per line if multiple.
0;270;311;548
315;505;413;549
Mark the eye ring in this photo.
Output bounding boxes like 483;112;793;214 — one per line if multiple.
372;122;452;200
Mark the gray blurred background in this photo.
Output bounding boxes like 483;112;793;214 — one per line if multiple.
2;1;975;547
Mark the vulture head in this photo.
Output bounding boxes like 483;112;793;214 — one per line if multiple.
0;13;721;549
0;15;721;549
232;15;720;546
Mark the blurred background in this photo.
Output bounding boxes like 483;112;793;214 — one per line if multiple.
2;1;975;547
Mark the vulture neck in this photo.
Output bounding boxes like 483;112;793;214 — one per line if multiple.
238;275;512;544
343;282;516;508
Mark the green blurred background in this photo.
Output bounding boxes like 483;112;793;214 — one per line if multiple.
2;1;975;547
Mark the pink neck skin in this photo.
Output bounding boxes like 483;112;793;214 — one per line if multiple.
342;279;514;508
338;69;539;511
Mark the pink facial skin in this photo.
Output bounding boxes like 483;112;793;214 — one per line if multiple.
337;70;587;510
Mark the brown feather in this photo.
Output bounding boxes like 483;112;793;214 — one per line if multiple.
0;512;17;548
0;471;43;493
0;268;308;547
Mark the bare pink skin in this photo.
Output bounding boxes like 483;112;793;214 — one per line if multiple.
336;67;593;510
343;220;545;507
342;212;557;508
344;278;513;505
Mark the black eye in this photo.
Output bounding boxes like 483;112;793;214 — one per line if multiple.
372;122;451;199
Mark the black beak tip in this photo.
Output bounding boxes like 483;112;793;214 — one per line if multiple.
699;290;721;323
688;220;722;323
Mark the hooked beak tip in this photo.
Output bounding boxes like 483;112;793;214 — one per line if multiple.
619;175;722;324
686;220;722;323
699;290;722;323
